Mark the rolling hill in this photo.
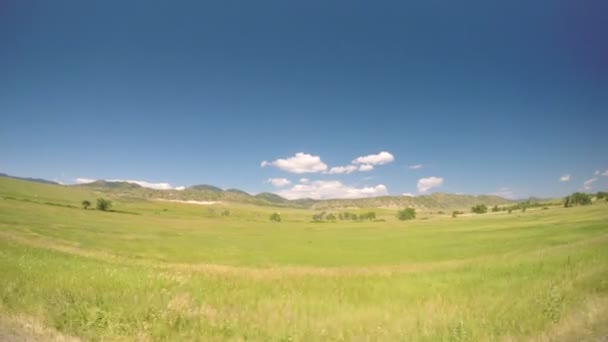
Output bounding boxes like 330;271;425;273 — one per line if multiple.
0;174;518;211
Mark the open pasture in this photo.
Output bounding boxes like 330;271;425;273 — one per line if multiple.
1;178;607;341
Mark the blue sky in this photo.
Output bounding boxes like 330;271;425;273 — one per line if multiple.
1;1;607;199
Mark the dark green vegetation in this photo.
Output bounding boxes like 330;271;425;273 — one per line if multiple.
1;177;607;340
95;198;112;211
564;192;593;207
471;204;488;214
71;177;516;211
396;208;416;220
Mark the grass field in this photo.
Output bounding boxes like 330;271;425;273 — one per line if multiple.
1;177;607;341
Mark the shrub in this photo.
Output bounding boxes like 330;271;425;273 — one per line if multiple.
565;192;592;207
397;208;416;221
81;200;91;210
96;198;112;211
359;212;376;220
312;212;326;222
452;210;463;218
471;204;487;214
491;205;500;212
325;213;337;221
270;212;281;222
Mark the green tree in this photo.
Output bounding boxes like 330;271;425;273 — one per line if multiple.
81;200;91;210
359;212;376;220
270;212;281;222
471;204;487;214
326;213;337;221
96;198;112;211
491;205;500;212
312;211;326;222
452;210;463;218
397;208;416;221
567;192;592;206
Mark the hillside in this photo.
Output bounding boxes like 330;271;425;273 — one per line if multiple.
0;175;518;211
314;193;514;211
0;173;59;185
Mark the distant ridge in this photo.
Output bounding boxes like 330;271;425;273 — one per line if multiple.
0;172;60;185
1;173;519;210
77;180;143;189
188;184;223;192
71;179;516;210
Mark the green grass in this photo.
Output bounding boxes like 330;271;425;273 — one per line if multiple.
1;177;607;341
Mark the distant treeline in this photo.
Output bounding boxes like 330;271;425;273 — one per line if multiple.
312;211;377;222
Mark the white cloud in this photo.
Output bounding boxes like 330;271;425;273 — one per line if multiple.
358;164;374;172
299;178;309;183
491;187;515;199
75;177;179;190
75;178;96;184
108;179;173;190
602;170;608;177
261;153;328;174
417;176;444;193
594;170;600;175
352;151;394;166
266;178;291;187
276;180;389;200
175;186;186;191
402;192;415;197
583;177;598;190
559;174;571;182
327;165;358;174
408;164;423;169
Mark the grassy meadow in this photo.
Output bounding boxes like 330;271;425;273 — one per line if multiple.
0;177;607;341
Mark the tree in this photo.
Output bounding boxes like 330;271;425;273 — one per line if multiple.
471;204;487;214
491;205;500;212
96;198;112;211
567;192;592;206
359;212;376;220
81;200;91;210
452;210;463;218
564;196;571;208
312;211;326;222
270;212;281;222
325;213;337;221
397;208;416;221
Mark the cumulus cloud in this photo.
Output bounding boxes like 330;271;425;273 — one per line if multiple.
408;164;423;169
583;177;598;190
559;174;571;182
491;187;515;199
417;176;444;193
327;165;358;174
402;192;415;197
107;179;174;190
175;186;186;191
261;153;328;174
266;178;291;187
299;178;309;183
352;151;394;165
75;178;181;190
594;170;600;175
276;180;389;200
358;164;374;172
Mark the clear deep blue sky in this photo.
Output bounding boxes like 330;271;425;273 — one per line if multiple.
1;1;607;199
